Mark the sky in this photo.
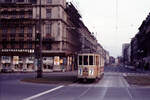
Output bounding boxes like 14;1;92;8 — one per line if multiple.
67;0;150;57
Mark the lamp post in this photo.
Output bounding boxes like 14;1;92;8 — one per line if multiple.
36;0;43;78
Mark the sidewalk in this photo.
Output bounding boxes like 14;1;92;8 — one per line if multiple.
124;74;150;86
123;66;150;86
21;71;78;85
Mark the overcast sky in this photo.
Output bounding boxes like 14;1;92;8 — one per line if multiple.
67;0;150;57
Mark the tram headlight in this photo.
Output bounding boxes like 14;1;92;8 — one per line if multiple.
78;68;82;75
89;68;94;75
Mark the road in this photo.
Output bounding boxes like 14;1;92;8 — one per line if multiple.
1;66;150;100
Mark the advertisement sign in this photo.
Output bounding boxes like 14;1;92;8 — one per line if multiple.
13;56;19;64
48;57;54;65
54;56;60;65
43;57;53;65
60;59;63;64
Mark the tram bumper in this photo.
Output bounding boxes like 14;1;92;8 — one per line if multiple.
78;68;96;79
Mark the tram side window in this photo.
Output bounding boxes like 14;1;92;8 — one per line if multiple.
96;56;99;65
89;56;93;65
84;56;88;65
79;56;82;65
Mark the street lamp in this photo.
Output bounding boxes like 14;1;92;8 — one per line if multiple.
36;0;43;78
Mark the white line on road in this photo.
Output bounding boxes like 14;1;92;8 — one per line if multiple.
126;87;133;100
23;85;64;100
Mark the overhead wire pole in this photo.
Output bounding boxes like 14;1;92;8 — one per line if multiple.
37;0;43;78
116;0;118;33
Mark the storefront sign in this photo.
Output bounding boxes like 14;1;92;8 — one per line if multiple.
1;49;34;53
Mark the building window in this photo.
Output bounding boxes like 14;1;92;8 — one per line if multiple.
19;34;24;37
47;0;52;3
19;43;24;48
45;24;51;34
3;43;7;49
27;34;32;37
20;27;24;33
28;43;32;49
2;56;10;61
2;28;8;34
27;27;32;37
19;27;24;37
2;33;7;37
2;28;7;38
11;38;15;41
45;44;51;50
16;0;24;2
5;0;12;3
10;28;16;34
11;11;16;18
28;11;32;18
19;11;25;18
29;0;37;4
28;27;33;33
11;43;15;49
46;9;51;19
10;34;15;38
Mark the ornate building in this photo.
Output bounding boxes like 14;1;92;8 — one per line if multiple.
0;0;107;72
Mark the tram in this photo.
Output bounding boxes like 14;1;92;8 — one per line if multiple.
77;53;105;80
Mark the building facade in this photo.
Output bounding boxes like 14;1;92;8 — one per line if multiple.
130;12;150;70
109;56;115;65
0;0;108;72
0;0;78;72
122;43;130;65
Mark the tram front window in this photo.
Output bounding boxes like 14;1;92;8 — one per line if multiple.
79;56;82;65
89;56;93;65
84;56;88;65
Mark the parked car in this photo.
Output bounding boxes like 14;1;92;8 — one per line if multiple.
1;68;14;73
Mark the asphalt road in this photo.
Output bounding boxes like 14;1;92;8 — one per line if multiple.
1;66;150;100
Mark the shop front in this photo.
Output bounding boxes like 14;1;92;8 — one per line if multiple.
1;56;12;72
26;57;34;72
43;57;53;72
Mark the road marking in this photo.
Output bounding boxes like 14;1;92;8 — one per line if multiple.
122;75;130;87
123;73;127;77
23;85;64;100
126;87;133;100
79;87;91;97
